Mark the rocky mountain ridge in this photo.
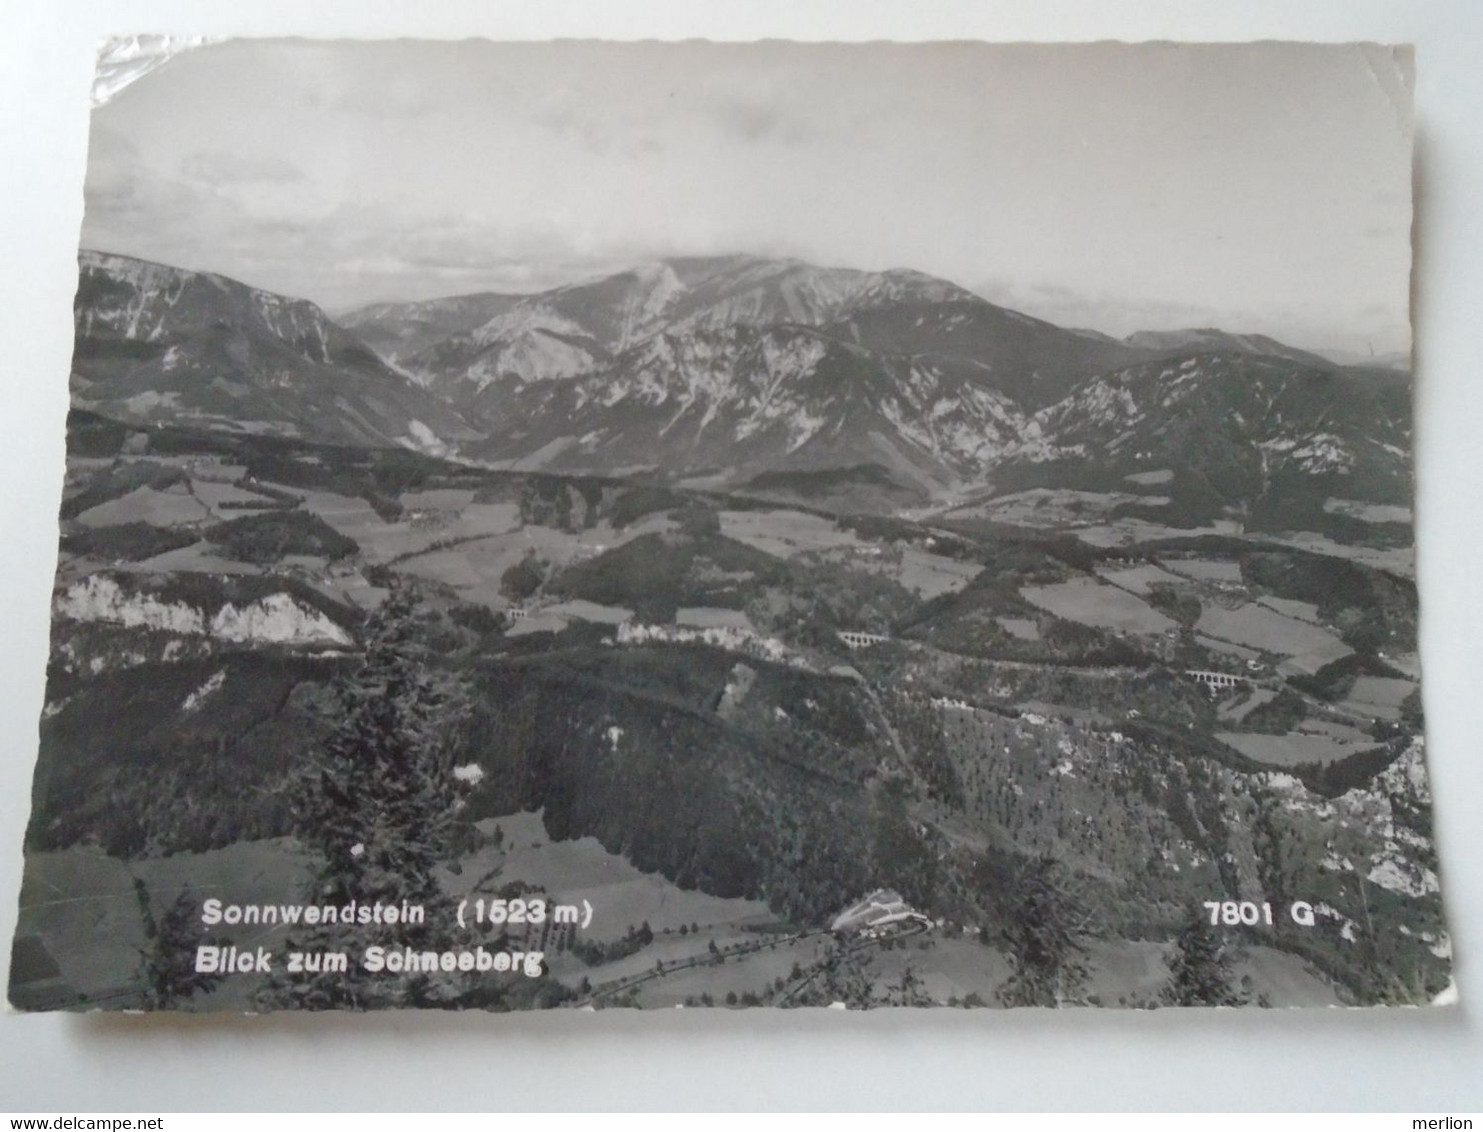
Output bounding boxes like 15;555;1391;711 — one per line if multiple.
73;250;1410;525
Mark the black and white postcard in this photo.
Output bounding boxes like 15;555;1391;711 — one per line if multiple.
8;38;1449;1012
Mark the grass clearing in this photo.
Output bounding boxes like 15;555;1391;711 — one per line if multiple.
1236;945;1342;1007
448;813;774;945
1219;688;1276;722
397;549;488;588
895;548;981;598
1343;676;1416;721
15;839;311;1009
402;488;477;510
638;936;829;1006
1125;469;1175;486
1217;731;1381;767
546;599;633;624
995;616;1041;641
678;607;754;630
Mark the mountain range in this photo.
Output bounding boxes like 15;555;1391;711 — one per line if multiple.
69;249;1412;523
71;251;477;454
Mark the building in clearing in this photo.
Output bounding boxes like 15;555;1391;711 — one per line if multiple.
830;889;931;936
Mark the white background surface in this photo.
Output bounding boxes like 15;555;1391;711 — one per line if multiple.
1;1;1480;1113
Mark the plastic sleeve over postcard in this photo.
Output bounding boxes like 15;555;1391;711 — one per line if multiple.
8;37;1450;1012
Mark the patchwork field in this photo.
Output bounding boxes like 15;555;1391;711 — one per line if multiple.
1072;518;1243;549
76;486;211;528
719;508;865;558
1197;634;1262;661
1163;557;1243;584
32;421;1433;1011
121;543;260;575
387;514;677;608
190;480;279;513
1094;561;1187;596
1196;602;1349;659
1323;498;1412;524
1021;576;1176;635
1257;596;1322;623
1265;531;1415;579
963;488;1156;527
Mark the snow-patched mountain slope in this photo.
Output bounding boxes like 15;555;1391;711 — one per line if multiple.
370;254;1150;483
460;323;1032;482
337;291;525;369
395;262;703;398
77;251;342;358
71;251;479;451
73;250;1410;515
994;351;1414;523
390;255;1125;407
829;295;1147;408
1022;353;1409;462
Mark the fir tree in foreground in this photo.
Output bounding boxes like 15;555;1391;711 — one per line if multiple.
134;879;223;1009
297;583;467;910
266;583;471;1009
1161;918;1248;1007
995;853;1094;1008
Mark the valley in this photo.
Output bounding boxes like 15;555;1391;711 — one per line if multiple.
9;248;1442;1011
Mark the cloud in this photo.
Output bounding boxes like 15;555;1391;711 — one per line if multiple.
703;95;785;142
976;275;1233;337
692;91;820;147
180;150;304;187
80;156;650;308
526;91;627;157
293;57;444;120
78;40;1412;349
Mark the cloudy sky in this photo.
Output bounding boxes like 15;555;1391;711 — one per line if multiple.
83;39;1413;354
